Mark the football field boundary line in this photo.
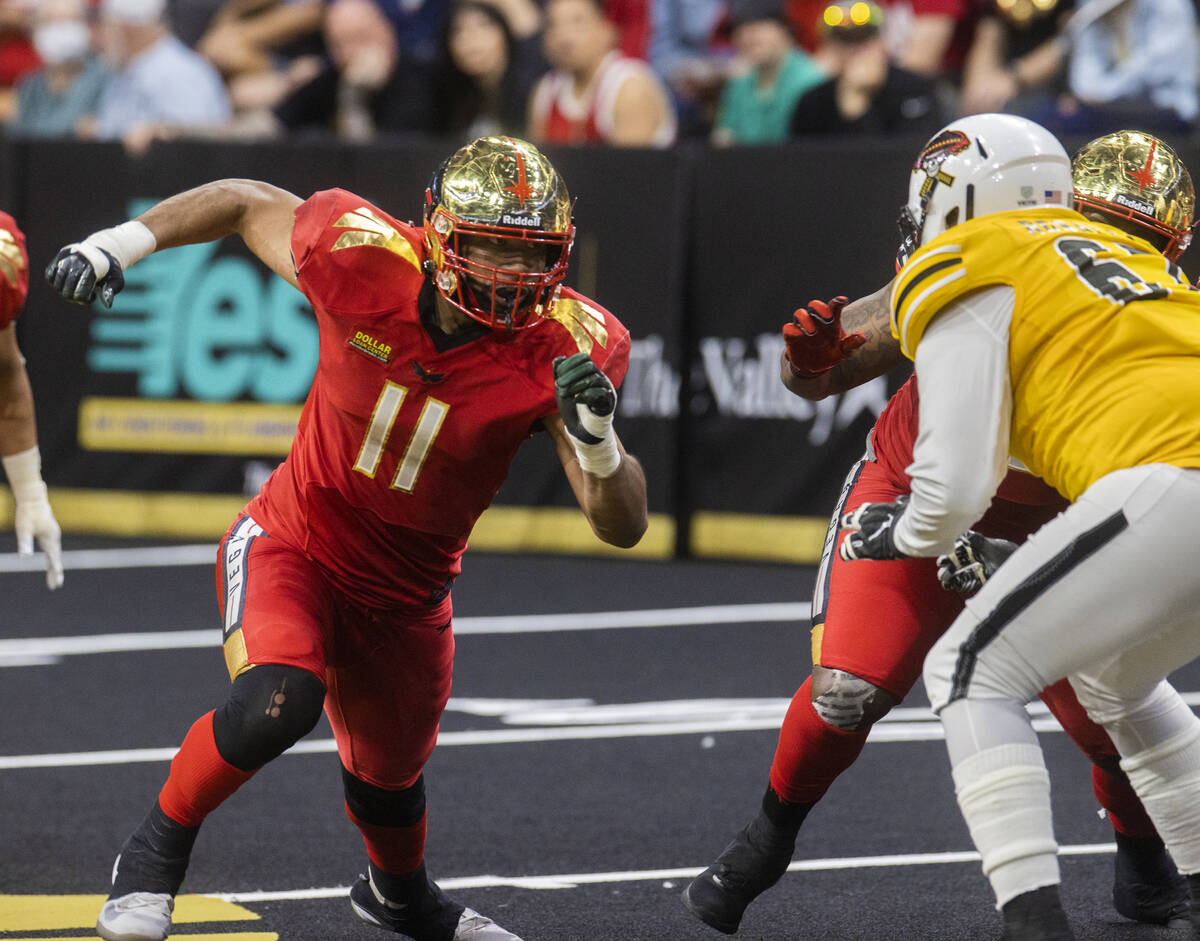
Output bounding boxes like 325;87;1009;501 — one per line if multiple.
5;697;1199;771
204;842;1118;901
0;544;217;571
0;712;1096;771
0;602;812;665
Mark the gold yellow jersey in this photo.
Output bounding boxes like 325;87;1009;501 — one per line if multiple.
891;206;1200;501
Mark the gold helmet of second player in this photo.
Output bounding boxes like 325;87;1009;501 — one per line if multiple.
424;136;575;332
1072;130;1195;262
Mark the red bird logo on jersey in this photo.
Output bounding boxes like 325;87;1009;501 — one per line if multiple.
411;361;446;384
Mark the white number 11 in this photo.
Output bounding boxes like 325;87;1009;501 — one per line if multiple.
353;380;450;493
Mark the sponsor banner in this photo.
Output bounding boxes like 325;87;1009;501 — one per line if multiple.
684;142;914;538
78;397;302;455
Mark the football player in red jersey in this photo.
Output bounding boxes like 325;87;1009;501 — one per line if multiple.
0;211;62;589
46;137;647;941
683;130;1196;936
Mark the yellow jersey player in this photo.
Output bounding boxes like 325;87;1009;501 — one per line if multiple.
838;113;1200;941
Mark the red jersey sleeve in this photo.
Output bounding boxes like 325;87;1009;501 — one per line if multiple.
595;315;630;389
547;287;631;389
0;211;29;330
291;188;427;316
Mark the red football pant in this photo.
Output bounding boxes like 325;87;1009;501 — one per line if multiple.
154;517;456;874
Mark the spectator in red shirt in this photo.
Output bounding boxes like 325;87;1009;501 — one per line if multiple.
0;0;41;120
528;0;676;146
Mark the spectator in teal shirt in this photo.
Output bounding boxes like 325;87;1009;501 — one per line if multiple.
713;0;825;144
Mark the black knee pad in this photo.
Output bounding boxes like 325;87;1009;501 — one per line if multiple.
342;766;426;828
212;664;325;771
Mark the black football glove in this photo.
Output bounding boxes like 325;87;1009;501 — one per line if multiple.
937;531;1018;596
553;352;616;444
45;244;125;308
838;496;911;561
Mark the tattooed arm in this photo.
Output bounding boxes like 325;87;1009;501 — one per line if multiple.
779;280;903;401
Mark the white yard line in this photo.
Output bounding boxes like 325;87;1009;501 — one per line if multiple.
5;694;1199;770
0;703;1156;771
0;602;812;665
0;545;217;571
207;843;1119;902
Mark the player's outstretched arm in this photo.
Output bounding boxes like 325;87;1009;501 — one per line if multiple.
548;353;648;548
0;324;62;588
45;179;303;307
780;280;904;401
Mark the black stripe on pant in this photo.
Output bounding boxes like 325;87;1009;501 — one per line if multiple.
948;509;1128;704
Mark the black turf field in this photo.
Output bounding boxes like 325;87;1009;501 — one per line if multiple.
1;542;1198;941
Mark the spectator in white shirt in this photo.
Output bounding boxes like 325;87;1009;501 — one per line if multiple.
89;0;231;146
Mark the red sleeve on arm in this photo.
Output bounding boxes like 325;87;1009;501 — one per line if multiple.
290;188;426;316
597;323;631;390
290;189;348;283
0;212;30;330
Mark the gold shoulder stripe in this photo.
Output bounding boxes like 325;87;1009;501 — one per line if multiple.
545;297;609;354
0;229;25;290
331;207;421;270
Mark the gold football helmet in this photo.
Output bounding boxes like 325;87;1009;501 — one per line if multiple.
424;136;575;331
1072;130;1195;261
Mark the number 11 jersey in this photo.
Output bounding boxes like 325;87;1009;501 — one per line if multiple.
246;188;631;609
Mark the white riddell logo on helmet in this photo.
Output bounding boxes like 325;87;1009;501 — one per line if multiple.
1113;193;1156;217
501;212;541;227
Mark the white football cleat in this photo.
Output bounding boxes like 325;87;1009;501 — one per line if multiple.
96;891;174;941
456;907;524;939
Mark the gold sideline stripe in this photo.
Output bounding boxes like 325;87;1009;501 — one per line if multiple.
690;511;829;563
0;490;676;558
0;893;259;930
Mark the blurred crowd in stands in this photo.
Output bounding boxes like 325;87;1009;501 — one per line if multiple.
0;0;1196;153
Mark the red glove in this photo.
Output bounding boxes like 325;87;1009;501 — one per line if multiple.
782;296;867;377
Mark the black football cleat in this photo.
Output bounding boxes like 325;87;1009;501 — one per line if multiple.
1111;831;1190;925
350;867;522;940
999;885;1075;941
682;813;796;934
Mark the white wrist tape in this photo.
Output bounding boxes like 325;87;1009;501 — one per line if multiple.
2;446;48;503
83;220;157;273
569;402;620;478
571;434;621;479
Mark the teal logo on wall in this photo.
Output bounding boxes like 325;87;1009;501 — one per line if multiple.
87;199;318;403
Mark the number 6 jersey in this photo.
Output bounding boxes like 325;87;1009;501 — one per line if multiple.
245;188;631;609
892;206;1200;503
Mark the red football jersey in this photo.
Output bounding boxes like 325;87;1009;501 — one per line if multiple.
869;374;1068;518
0;211;29;330
246;189;631;609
